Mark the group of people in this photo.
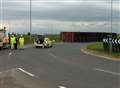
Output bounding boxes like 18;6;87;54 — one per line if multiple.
10;34;25;49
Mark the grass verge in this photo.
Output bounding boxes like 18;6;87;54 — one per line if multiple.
87;42;120;59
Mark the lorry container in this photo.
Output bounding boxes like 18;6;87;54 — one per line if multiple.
60;32;117;42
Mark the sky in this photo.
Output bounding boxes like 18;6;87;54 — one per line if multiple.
0;0;120;34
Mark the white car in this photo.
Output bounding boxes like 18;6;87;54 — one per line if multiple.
34;36;53;48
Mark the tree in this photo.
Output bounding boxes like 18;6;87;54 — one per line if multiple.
27;32;31;36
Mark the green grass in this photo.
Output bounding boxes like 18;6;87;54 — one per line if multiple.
111;53;120;58
87;42;104;52
87;42;120;58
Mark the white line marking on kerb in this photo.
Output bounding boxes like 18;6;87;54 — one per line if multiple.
17;68;35;77
58;86;67;88
95;68;120;76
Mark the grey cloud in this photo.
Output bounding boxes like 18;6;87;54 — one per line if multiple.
1;0;120;21
1;0;119;33
2;3;119;21
32;5;119;21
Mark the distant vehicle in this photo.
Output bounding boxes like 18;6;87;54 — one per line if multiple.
34;35;53;48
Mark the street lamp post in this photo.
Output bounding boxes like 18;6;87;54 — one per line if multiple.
0;0;3;25
30;0;32;40
109;0;113;53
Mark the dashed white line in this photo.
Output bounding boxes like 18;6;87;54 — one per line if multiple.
9;52;12;56
49;53;57;58
95;68;120;76
58;86;67;88
17;68;36;77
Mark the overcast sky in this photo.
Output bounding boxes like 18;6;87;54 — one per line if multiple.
0;0;120;33
1;0;120;21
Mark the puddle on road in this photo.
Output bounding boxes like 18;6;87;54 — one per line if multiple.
0;76;16;88
0;68;60;88
0;69;27;88
0;68;36;88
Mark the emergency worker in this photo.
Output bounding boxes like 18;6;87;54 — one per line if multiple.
14;34;18;49
11;35;16;49
19;35;25;49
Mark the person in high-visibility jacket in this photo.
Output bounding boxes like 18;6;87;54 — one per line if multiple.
11;35;16;49
19;35;25;49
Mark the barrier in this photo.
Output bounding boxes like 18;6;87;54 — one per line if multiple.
103;38;120;52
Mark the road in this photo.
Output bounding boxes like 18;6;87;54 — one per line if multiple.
0;43;120;88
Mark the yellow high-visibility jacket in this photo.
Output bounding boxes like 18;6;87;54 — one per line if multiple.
19;37;24;48
11;37;16;44
11;37;16;48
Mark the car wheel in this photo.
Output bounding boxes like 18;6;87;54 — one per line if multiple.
36;46;38;48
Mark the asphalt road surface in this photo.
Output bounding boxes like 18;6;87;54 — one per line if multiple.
0;43;120;88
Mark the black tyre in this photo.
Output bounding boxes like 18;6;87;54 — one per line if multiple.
50;45;53;48
36;46;38;48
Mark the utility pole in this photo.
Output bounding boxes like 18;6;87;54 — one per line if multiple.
0;0;3;25
30;0;32;40
109;0;113;53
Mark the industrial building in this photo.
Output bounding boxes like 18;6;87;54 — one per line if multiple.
60;32;117;42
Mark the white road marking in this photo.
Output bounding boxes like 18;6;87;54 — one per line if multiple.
58;86;67;88
49;53;57;58
95;68;120;76
9;52;12;56
17;68;36;77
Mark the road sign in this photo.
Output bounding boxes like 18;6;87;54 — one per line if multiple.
103;38;120;52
